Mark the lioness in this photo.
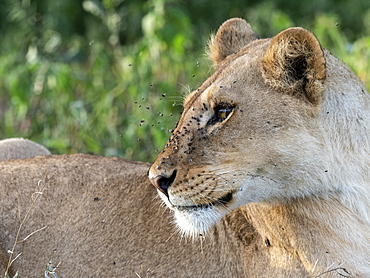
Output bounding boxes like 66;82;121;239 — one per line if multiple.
149;18;370;277
1;19;369;278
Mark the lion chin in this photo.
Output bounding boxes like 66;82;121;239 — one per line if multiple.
174;207;222;238
156;189;224;237
161;188;252;237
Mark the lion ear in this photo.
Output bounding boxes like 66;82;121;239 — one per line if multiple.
262;28;326;105
209;18;258;68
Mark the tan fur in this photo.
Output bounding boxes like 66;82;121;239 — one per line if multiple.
0;138;51;161
149;18;370;277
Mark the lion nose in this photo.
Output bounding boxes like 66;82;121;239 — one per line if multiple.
150;170;177;198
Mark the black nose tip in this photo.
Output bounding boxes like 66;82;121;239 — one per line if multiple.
151;170;177;198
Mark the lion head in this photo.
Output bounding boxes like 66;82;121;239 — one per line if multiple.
148;18;370;238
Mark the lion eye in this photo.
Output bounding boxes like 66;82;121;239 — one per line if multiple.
207;103;234;126
217;107;233;121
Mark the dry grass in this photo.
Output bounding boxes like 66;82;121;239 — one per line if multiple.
3;171;57;278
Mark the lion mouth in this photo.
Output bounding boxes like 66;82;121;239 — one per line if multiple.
174;191;234;211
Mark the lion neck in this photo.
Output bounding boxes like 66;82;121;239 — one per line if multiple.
318;53;370;221
234;196;370;276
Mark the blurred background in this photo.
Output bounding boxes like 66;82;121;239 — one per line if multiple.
1;0;369;162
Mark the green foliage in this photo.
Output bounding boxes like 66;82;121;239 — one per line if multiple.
0;0;370;162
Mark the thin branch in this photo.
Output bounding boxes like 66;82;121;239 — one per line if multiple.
19;225;48;243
